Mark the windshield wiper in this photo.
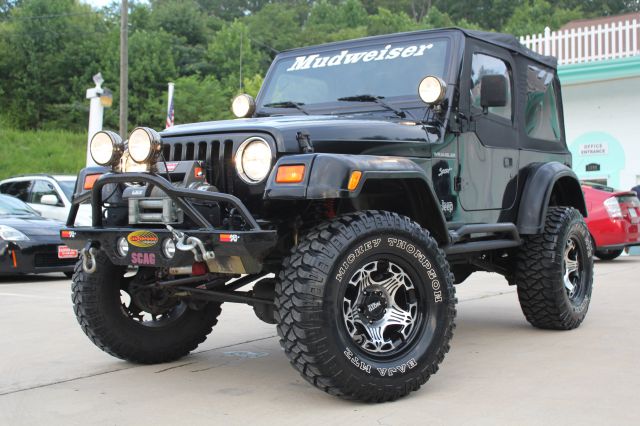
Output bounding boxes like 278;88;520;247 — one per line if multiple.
337;95;409;119
263;101;309;115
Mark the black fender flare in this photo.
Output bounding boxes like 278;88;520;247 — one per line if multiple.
517;162;587;235
264;154;449;244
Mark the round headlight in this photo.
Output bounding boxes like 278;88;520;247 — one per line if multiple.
117;236;129;257
90;131;124;166
128;127;162;164
232;94;256;118
162;238;176;259
235;137;272;183
418;75;447;105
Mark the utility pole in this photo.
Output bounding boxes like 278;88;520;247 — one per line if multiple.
119;0;128;139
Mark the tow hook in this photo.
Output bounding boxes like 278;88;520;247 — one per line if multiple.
166;225;215;263
81;246;99;274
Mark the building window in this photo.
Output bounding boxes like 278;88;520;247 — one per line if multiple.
526;65;561;141
470;53;512;121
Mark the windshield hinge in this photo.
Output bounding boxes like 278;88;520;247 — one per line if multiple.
296;132;314;153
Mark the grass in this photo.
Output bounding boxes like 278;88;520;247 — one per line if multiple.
0;128;87;180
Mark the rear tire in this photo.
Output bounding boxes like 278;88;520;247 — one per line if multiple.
515;207;594;330
594;249;623;261
276;211;456;402
71;253;222;364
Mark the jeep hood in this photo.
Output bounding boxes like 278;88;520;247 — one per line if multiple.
160;115;435;155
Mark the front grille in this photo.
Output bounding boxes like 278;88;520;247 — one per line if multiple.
34;252;76;268
162;138;224;188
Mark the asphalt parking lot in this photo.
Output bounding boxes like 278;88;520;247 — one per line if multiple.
1;257;639;425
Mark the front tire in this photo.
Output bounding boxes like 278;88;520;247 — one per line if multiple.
276;211;456;402
71;253;222;364
515;207;594;330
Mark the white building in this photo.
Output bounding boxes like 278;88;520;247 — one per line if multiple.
521;13;640;191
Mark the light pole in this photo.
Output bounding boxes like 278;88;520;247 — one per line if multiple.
119;0;128;139
86;73;112;167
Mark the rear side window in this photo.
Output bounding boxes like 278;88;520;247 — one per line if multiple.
470;53;512;121
0;181;31;201
526;65;561;141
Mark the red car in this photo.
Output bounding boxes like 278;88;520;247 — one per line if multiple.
582;182;640;260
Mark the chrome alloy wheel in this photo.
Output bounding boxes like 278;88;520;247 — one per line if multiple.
342;260;420;355
563;237;582;300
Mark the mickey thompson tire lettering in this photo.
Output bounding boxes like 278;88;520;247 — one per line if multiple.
275;210;457;402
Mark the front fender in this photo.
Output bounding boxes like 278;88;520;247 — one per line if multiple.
264;154;432;199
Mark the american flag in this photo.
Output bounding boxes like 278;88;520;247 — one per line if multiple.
165;82;175;128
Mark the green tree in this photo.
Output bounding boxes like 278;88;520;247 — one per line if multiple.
504;0;583;36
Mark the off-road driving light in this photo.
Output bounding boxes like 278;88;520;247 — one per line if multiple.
232;94;256;118
418;75;447;105
121;150;150;173
90;130;124;166
162;238;176;259
116;237;129;257
276;165;305;184
235;137;272;183
128;127;162;164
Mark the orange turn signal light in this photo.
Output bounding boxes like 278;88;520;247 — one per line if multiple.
83;174;102;190
348;171;362;191
276;165;306;184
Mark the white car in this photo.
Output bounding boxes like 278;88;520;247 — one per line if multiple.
0;175;92;226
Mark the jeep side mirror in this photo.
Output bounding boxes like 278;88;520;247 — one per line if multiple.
40;194;60;206
480;74;508;111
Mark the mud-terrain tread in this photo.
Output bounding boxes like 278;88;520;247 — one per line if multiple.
71;254;222;364
515;207;593;330
275;210;456;402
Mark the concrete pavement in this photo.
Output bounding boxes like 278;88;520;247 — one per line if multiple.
1;257;639;425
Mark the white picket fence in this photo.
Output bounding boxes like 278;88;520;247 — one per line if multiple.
520;20;640;65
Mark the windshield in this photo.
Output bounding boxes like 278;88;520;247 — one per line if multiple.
0;194;39;216
57;179;76;200
259;37;450;112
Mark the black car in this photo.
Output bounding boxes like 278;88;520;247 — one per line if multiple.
0;194;77;276
64;28;593;402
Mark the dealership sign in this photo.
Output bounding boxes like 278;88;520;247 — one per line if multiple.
579;143;608;156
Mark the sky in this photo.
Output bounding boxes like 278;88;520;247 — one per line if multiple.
82;0;148;8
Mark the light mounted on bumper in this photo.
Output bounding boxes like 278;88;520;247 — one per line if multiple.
128;127;163;164
90;131;124;166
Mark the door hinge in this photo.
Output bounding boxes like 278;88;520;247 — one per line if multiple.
454;176;462;192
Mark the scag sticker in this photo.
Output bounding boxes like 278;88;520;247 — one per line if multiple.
131;252;156;265
127;231;159;248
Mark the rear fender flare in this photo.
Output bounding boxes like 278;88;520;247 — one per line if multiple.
517;162;587;235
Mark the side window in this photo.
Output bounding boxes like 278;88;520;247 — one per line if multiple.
526;65;561;141
470;53;512;121
1;181;31;201
30;180;61;205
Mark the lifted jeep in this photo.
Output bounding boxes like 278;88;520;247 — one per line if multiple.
64;28;593;402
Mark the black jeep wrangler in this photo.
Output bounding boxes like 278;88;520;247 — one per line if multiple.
64;28;593;402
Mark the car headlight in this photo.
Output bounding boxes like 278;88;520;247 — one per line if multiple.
234;137;273;183
128;127;162;164
90;131;124;167
0;225;29;241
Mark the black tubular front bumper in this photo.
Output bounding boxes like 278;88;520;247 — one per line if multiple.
63;172;278;274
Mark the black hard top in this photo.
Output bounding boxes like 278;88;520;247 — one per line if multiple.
282;27;557;69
